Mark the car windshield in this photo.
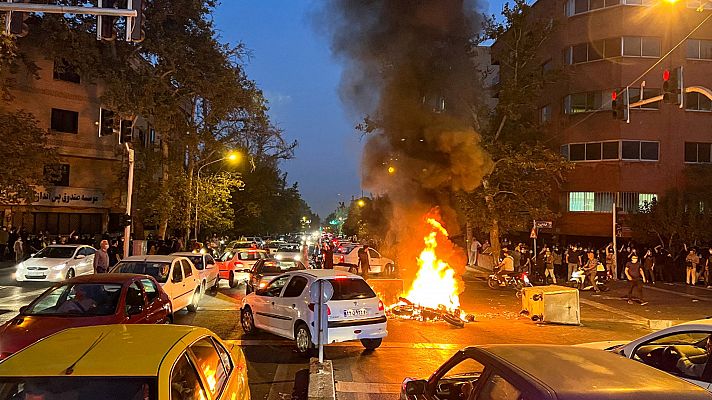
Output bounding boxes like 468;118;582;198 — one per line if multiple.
334;246;355;255
277;245;300;252
113;261;170;283
186;256;204;270
0;377;157;400
237;252;263;261
32;247;76;259
229;242;255;249
257;261;305;274
327;278;376;300
24;283;122;316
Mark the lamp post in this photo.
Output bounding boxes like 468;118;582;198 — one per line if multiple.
194;152;239;241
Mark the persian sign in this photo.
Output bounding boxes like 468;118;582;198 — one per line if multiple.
33;187;105;208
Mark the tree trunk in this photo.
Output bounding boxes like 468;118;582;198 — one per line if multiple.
157;139;170;239
489;218;501;262
134;217;145;240
185;153;194;244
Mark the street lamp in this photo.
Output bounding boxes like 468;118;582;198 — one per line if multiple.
194;151;240;240
357;199;365;207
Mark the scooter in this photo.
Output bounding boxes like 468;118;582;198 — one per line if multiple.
567;264;610;292
487;267;533;298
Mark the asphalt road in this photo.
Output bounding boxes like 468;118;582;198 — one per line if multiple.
1;260;712;400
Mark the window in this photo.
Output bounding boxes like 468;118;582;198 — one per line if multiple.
633;332;712;383
213;339;234;376
685;142;712;163
53;59;80;83
539;105;552;123
569;192;594;212
564;90;608;114
181;260;193;278
566;0;619;16
563;140;656;161
172;263;183;283
51;108;79;133
141;278;159;303
628;87;661;109
603;37;621;58
586;142;602;160
560;144;570;159
262;275;290;297
282;276;308;298
171;353;208;400
685;92;712;111
622;37;660;57
443;358;485;378
687;39;712;59
639;193;657;208
368;249;379;258
569;144;586;161
622;141;640;160
640;141;659;160
602;141;619;159
327;278;376;300
620;192;657;213
190;338;229;398
477;373;523;400
44;164;70;186
125;282;145;314
569;192;656;213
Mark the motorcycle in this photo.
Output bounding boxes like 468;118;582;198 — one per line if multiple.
567;264;610;292
487;267;533;298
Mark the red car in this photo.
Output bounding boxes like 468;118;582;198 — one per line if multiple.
0;273;172;360
216;249;270;288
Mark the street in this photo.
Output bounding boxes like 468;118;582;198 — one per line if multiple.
2;261;712;400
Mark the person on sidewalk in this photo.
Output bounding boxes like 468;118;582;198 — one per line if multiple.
469;238;481;267
642;249;655;285
93;240;110;274
605;243;616;281
13;237;23;263
685;247;700;286
583;250;602;293
625;255;648;305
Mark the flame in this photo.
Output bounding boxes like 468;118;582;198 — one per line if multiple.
203;365;217;393
402;217;461;311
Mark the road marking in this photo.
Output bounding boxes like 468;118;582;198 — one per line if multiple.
336;382;401;394
579;299;648;324
646;285;712;302
224;339;462;350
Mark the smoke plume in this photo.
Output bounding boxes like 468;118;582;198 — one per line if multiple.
318;1;492;277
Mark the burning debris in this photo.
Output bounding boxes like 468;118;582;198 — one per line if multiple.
389;297;475;328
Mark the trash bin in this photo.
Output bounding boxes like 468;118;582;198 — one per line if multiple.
521;285;580;325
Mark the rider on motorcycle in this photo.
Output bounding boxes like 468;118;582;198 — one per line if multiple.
495;248;516;283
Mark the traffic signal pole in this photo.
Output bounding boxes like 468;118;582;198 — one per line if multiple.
124;143;135;258
612;202;617;278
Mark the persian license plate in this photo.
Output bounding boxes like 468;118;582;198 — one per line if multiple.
344;308;368;317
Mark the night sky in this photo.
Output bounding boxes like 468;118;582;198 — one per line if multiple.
214;1;500;218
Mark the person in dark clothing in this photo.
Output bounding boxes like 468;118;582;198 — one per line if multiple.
323;243;334;269
654;246;668;283
642;249;655;284
357;245;370;280
7;228;18;260
107;240;122;267
625;255;648;305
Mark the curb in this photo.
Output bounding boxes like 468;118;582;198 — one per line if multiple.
308;358;335;400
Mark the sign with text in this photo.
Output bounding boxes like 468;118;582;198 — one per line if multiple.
33;187;105;208
535;221;553;229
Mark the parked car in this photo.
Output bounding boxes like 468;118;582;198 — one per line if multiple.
171;252;220;294
275;243;303;261
241;270;387;355
225;240;259;251
0;324;250;400
245;258;307;294
0;274;172;360
578;318;712;391
265;240;287;255
240;236;264;246
401;344;712;400
15;245;96;283
111;255;202;314
333;245;394;275
216;249;270;288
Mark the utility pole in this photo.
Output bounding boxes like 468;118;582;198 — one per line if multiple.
612;202;618;278
124;143;135;258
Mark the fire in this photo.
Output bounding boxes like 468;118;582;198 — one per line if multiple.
402;217;461;311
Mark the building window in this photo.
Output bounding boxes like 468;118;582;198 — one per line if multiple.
539;105;552;123
569;192;594;211
622;37;660;57
586;142;602;160
562;140;657;161
565;39;620;64
566;0;619;16
564;90;610;114
52;59;80;84
569;143;586;161
686;39;712;59
569;192;657;213
685;142;712;163
620;192;657;213
685;92;712;111
602;141;619;159
628;87;661;109
50;108;79;134
43;164;70;187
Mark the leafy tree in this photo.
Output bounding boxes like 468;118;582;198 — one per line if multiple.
343;197;391;247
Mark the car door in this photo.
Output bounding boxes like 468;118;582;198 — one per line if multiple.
124;281;149;324
66;247;83;274
169;260;188;311
272;275;309;337
204;255;219;287
82;247;96;275
169;352;209;400
251;275;290;333
182;259;199;295
140;278;168;323
368;248;383;274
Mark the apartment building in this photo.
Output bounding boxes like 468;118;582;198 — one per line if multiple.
493;0;712;238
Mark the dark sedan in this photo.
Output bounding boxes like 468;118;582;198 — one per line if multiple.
245;258;307;294
0;273;172;360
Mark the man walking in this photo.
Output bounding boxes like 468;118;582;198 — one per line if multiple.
625;255;648;305
583;250;601;293
469;237;481;267
686;247;700;286
357;245;370;280
13;236;23;263
93;239;110;274
566;245;578;281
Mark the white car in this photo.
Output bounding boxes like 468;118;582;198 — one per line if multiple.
333;245;394;274
275;243;303;262
240;270;387;355
171;252;220;294
15;245;96;282
112;255;202;313
578;318;712;391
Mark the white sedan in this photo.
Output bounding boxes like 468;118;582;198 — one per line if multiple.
578;318;712;391
240;270;387;356
15;245;96;282
170;252;220;294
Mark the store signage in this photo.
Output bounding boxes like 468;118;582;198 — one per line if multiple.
33;187;105;208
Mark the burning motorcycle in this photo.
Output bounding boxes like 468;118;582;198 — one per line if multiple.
487;267;533;298
566;264;610;292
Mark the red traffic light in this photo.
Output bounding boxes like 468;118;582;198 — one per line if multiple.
663;69;670;81
611;91;617;101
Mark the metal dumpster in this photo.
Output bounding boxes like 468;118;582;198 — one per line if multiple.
521;285;580;325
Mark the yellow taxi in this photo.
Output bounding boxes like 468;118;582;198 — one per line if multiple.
0;324;250;400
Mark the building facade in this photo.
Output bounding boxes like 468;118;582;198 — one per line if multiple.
494;0;712;239
1;50;127;237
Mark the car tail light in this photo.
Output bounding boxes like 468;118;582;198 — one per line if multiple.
338;255;345;263
378;300;384;312
308;303;331;315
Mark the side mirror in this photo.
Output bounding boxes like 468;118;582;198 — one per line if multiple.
127;305;143;316
405;380;427;396
19;306;28;314
30;253;36;258
75;254;86;260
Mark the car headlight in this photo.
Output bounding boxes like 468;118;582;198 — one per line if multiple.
275;254;283;260
15;262;24;272
52;263;67;271
294;255;301;261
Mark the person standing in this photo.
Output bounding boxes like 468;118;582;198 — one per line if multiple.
12;236;23;263
625;255;648;305
583;250;602;293
357;245;370;280
605;244;616;280
323;243;334;270
686;247;700;286
93;240;110;274
541;245;556;284
642;249;656;285
107;240;122;267
470;237;481;267
654;245;668;283
566;245;577;281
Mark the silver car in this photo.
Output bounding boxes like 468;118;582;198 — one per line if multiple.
15;245;96;282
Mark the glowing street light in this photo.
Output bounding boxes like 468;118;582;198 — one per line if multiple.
357;199;365;207
388;166;396;174
195;151;241;240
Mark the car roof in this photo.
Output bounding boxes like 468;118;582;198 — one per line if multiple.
290;269;362;279
120;255;181;263
171;252;204;257
62;273;146;284
43;245;86;248
471;345;712;399
0;325;211;377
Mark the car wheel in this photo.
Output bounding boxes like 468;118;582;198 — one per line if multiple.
487;276;498;289
295;323;314;357
66;269;75;280
211;278;220;294
187;288;200;313
360;338;382;350
241;307;257;334
229;272;238;288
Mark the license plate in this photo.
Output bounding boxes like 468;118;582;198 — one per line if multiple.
26;271;45;276
344;308;368;317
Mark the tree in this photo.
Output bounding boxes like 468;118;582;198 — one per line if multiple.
343;196;391;247
458;0;572;259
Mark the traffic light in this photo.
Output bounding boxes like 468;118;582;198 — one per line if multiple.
662;67;683;105
129;0;146;43
119;119;133;143
97;0;117;41
7;0;30;37
120;214;132;227
98;108;117;137
611;91;626;120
